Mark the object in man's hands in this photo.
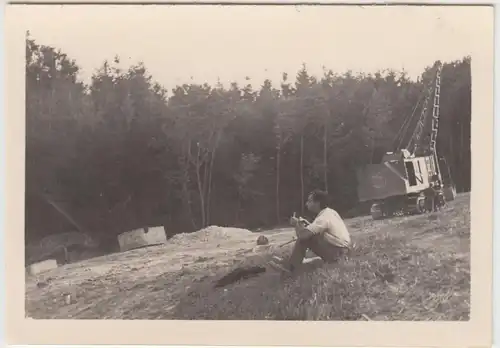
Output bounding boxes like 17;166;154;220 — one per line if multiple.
298;217;311;226
290;212;310;227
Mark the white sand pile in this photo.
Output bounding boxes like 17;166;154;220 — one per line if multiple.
169;225;254;246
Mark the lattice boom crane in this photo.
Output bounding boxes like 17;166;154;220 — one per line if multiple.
355;60;457;220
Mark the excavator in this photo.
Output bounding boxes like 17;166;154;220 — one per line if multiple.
356;60;457;220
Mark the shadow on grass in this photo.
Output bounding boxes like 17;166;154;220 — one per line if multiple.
169;230;470;321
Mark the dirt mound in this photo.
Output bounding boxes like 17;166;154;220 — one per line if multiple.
169;225;254;245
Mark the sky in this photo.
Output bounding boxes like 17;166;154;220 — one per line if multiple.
20;4;490;91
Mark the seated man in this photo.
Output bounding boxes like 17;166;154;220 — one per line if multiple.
272;190;352;274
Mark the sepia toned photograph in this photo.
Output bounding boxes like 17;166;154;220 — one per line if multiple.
4;2;493;346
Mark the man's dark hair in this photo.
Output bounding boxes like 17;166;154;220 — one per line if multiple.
309;190;329;209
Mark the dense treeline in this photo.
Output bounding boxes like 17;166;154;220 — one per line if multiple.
25;34;471;244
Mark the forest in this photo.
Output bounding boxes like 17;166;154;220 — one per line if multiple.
25;34;472;245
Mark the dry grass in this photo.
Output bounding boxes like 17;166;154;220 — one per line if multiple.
25;194;470;321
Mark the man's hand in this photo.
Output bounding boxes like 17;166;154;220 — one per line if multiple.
289;212;312;240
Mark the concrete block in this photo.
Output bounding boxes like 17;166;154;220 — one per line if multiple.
26;259;58;275
117;226;167;252
144;226;168;245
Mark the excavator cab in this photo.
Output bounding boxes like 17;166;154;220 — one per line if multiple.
356;60;455;220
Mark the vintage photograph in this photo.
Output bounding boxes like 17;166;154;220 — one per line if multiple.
22;4;478;323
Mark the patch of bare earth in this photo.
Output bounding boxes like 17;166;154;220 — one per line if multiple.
26;194;470;320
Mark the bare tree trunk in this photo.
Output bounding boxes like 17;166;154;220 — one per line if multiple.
206;131;221;225
180;146;197;230
202;160;209;221
195;145;206;227
370;134;376;164
460;122;464;191
205;157;212;225
181;181;197;230
276;145;281;224
236;192;242;225
323;125;328;192
300;135;304;215
448;133;456;190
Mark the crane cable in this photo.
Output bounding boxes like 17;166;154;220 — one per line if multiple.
393;90;425;152
392;67;437;152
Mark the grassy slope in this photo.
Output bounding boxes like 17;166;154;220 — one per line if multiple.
26;193;470;320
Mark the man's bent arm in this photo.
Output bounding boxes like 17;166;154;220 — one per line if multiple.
295;224;314;240
296;219;328;240
306;218;328;236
